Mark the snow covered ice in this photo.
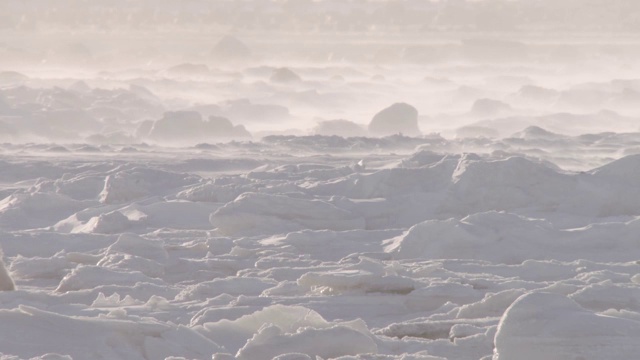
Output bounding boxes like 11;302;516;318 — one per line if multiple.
2;1;640;359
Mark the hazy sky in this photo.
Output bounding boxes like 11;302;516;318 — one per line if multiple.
2;0;639;34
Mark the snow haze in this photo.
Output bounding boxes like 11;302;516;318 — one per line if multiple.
1;1;640;359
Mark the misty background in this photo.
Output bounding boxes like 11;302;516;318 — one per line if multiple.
2;0;640;144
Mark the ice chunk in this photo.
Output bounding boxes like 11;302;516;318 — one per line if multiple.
106;233;168;261
236;324;377;360
368;103;420;137
270;68;302;83
494;292;640;360
145;111;250;143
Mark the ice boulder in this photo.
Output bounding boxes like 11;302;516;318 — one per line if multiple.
368;103;420;136
494;292;640;360
270;68;302;83
146;111;251;143
211;35;252;60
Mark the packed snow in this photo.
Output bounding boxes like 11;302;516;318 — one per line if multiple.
2;1;640;359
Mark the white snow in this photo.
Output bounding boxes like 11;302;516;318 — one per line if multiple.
2;2;640;359
1;143;639;359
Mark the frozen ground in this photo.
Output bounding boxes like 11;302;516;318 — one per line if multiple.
2;137;640;359
3;1;640;359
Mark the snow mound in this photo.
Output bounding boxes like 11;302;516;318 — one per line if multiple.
494;292;640;360
0;305;221;359
70;210;142;234
99;167;198;204
9;253;71;281
297;257;415;295
569;281;640;312
237;324;377;360
202;304;376;359
445;155;575;214
106;233;168;261
210;192;365;235
270;68;302;83
388;212;552;263
510;126;564;140
368;103;420;137
586;154;640;215
0;192;92;230
590;153;640;181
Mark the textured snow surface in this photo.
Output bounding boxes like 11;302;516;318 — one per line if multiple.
1;140;640;360
3;5;640;357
